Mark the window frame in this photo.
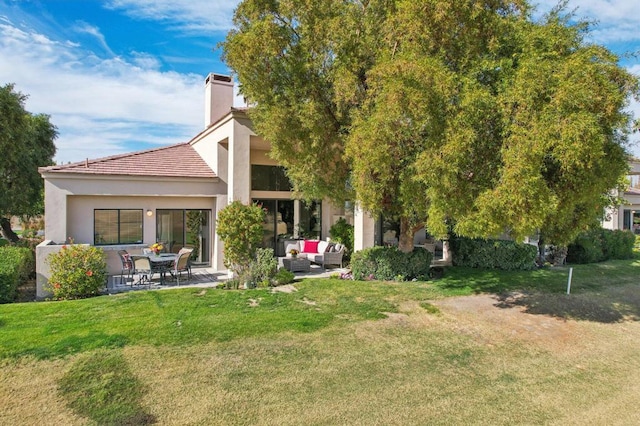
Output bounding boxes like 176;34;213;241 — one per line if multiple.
94;208;144;246
251;165;293;191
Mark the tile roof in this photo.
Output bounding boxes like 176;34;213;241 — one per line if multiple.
40;143;216;179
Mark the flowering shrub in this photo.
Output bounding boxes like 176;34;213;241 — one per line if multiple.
47;244;107;299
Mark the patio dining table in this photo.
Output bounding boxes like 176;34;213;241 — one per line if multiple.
145;253;178;285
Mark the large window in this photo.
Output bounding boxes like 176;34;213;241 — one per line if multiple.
251;165;293;191
94;209;143;245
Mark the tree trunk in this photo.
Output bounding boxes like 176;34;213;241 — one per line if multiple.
552;245;568;266
0;217;20;243
398;216;421;253
537;235;546;266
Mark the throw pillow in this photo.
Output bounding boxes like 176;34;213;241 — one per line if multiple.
302;240;320;253
326;243;335;252
318;240;329;254
334;243;344;252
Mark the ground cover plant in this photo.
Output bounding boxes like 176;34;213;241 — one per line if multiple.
2;258;640;424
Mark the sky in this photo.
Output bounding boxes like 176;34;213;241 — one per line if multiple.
0;0;639;164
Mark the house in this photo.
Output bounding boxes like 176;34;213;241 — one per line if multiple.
38;73;380;287
602;159;640;233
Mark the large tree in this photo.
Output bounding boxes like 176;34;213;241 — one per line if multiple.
223;0;639;252
0;84;57;242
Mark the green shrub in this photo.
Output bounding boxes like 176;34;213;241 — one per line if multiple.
216;201;265;278
247;248;278;285
0;246;33;303
567;228;634;264
350;246;432;281
407;248;433;280
605;229;635;260
274;268;295;285
329;217;354;256
451;237;536;270
47;245;107;299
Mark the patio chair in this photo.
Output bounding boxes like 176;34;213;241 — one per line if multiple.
117;250;134;285
170;250;192;285
130;255;154;287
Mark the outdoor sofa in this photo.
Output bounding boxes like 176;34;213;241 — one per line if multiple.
284;239;345;269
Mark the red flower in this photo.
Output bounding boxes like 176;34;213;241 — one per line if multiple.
86;270;93;277
53;283;61;289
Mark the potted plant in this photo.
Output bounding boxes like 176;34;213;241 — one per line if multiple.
149;242;163;255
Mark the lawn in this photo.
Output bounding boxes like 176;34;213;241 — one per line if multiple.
2;260;640;425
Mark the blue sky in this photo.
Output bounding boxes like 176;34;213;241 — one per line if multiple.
0;0;639;163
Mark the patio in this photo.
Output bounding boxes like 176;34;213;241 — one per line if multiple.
106;262;350;294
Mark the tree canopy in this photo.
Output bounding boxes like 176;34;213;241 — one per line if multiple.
223;0;639;250
0;84;57;241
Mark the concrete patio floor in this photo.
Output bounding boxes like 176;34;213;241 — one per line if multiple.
106;263;350;294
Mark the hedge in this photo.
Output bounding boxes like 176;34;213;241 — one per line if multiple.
350;246;432;281
567;228;634;264
0;246;33;303
450;237;537;271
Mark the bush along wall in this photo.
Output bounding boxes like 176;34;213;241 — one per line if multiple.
47;245;107;300
350;246;432;281
0;246;33;303
450;237;537;271
566;228;635;264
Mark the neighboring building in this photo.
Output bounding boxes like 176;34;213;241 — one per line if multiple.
602;159;640;233
39;74;367;275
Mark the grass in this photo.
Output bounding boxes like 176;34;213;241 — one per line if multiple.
2;258;640;424
58;349;154;425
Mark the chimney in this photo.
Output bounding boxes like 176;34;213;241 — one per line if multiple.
204;73;234;128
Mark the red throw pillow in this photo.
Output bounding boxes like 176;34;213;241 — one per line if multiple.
302;240;320;253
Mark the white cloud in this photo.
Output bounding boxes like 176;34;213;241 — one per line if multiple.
105;0;240;33
0;18;206;163
533;0;640;45
131;51;163;70
73;21;115;57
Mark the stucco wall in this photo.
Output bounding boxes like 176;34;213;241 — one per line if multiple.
354;205;376;251
66;195;216;245
35;241;92;300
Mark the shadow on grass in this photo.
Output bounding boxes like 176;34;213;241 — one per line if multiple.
436;261;640;323
58;349;155;425
20;332;128;360
435;267;567;294
494;288;640;323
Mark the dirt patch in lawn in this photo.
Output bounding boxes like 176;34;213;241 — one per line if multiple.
432;293;588;352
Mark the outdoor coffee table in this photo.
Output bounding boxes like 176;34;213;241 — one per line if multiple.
282;257;310;272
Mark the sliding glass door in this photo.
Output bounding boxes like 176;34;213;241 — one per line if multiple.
156;209;211;265
253;199;294;256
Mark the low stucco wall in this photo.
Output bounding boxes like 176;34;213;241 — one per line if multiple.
35;240;90;300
